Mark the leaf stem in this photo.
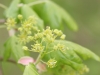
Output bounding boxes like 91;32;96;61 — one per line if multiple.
0;3;7;9
35;51;43;65
28;0;48;6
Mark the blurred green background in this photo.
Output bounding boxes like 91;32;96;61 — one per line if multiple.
0;0;100;75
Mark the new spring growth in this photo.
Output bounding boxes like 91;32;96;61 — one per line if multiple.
18;14;23;20
5;18;16;30
54;44;66;53
53;29;63;36
22;46;29;51
31;43;44;52
60;34;66;40
17;15;37;44
16;14;66;44
11;15;66;69
79;65;89;74
47;59;57;68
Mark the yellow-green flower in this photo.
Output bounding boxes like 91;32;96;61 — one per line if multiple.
54;44;66;53
18;14;23;20
53;29;63;36
22;46;29;50
31;43;44;52
5;18;16;30
47;59;57;68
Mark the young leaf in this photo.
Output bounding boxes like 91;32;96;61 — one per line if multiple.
43;44;83;70
43;40;100;70
47;64;77;75
60;8;78;31
23;64;39;75
55;40;100;61
33;1;62;29
3;37;12;61
18;56;34;66
4;36;26;61
33;1;77;31
44;44;82;64
11;36;25;61
21;5;44;31
56;51;84;70
22;0;36;4
5;0;20;18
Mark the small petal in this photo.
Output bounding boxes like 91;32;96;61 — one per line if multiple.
18;56;34;65
36;63;47;73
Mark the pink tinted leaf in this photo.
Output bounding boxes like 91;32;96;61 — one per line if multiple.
36;62;47;73
18;56;35;65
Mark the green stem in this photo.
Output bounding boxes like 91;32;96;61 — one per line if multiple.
35;51;43;65
0;3;7;9
35;40;49;65
41;60;47;64
46;50;54;54
28;0;49;6
34;39;51;65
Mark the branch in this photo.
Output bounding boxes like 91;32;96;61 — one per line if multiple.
0;57;16;64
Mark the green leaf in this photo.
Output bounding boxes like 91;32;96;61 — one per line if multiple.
55;40;100;61
22;0;36;4
21;5;44;31
60;8;78;31
43;42;84;70
23;64;39;75
47;64;77;75
5;0;20;18
33;1;77;31
43;40;100;70
43;50;84;70
11;36;25;60
33;1;62;29
56;51;84;70
4;36;26;61
3;37;12;61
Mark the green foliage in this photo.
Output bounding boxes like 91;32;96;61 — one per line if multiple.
22;0;36;4
3;37;12;61
60;8;78;31
33;0;78;31
4;36;26;61
33;1;62;29
21;4;44;31
1;0;100;75
5;0;20;18
23;64;39;75
43;40;100;74
43;40;100;65
57;40;100;61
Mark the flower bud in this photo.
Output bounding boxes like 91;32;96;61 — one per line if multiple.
18;14;23;20
60;34;66;40
22;46;29;50
47;59;57;68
